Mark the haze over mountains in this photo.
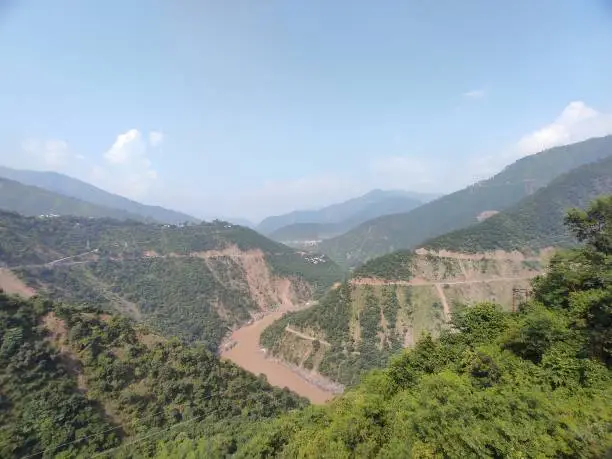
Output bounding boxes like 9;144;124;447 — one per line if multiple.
0;166;199;224
260;190;437;247
1;136;612;457
318;135;612;267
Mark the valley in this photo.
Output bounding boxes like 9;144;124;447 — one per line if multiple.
220;302;342;404
260;248;552;385
0;137;611;456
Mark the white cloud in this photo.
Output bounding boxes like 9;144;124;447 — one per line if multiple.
98;129;158;199
21;138;72;167
148;130;164;148
463;89;486;99
517;101;612;156
104;129;145;165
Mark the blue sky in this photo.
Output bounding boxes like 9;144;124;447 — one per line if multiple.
1;1;611;221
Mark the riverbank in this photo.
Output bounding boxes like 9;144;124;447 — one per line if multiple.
220;307;341;404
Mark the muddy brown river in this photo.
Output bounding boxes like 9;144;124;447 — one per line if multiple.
221;310;336;404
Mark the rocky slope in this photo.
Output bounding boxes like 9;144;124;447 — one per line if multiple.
260;249;551;385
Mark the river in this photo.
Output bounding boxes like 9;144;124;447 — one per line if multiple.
220;309;337;404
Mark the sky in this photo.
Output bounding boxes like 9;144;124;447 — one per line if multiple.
0;1;611;222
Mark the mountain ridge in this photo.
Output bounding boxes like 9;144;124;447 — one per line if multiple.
257;189;436;235
0;166;199;224
0;176;149;221
318;135;612;267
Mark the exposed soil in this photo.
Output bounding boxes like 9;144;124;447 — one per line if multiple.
0;268;36;298
193;246;310;311
434;283;451;320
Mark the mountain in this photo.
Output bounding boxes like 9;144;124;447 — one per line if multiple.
319;135;612;267
0;166;198;224
422;155;612;253
0;293;307;458
0;177;149;221
257;189;434;235
0;212;344;349
165;199;612;456
268;195;430;246
261;158;612;386
3;196;611;458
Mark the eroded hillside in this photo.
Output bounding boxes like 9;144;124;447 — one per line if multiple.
260;249;552;385
0;211;344;348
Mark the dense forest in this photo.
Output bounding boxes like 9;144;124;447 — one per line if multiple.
423;155;612;253
0;294;307;458
319;135;612;267
201;196;612;457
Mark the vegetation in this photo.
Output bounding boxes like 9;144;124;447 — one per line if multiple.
319;135;612;267
261;282;442;386
3;195;611;458
0;166;198;224
0;294;307;458
213;195;611;457
1;211;344;348
423;155;612;253
352;250;414;280
0;177;147;222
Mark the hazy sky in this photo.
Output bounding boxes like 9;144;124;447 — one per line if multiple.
1;1;611;221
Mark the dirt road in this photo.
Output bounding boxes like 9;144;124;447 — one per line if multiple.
221;310;337;404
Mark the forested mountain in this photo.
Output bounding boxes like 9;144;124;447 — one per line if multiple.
3;197;611;458
0;177;147;221
269;195;428;246
167;196;612;457
0;166;198;224
257;189;431;235
261;247;545;386
0;212;344;348
422;155;612;253
319;135;612;267
0;294;307;458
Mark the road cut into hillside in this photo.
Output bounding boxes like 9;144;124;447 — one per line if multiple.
221;306;339;404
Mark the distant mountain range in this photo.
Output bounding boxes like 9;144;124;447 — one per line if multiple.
422;154;612;253
260;189;438;242
318;135;612;267
0;166;198;224
0;177;148;221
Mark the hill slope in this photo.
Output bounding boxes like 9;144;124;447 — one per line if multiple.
0;166;198;224
0;293;307;458
0;212;344;348
319;135;612;267
169;197;612;457
0;176;148;221
422;155;612;253
261;249;546;386
258;189;430;235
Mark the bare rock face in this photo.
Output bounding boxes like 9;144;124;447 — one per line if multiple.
476;210;500;222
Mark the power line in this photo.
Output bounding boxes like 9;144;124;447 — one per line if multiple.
91;412;209;458
20;379;260;459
